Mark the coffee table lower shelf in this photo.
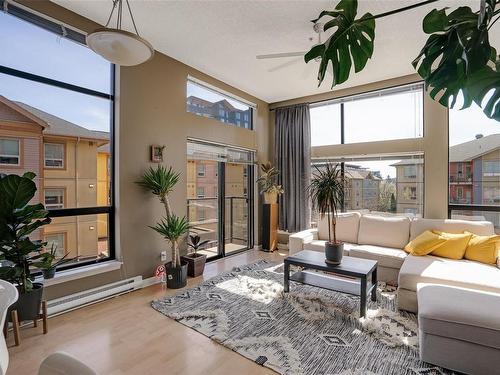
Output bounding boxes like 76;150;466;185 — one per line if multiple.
289;270;376;298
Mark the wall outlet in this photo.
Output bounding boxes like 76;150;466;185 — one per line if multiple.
160;251;167;262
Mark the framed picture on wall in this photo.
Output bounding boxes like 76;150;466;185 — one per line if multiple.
151;145;165;163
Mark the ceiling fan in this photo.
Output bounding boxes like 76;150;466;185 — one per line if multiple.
256;22;323;61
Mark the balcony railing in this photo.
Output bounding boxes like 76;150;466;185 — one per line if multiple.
449;175;473;183
448;204;500;234
187;196;248;247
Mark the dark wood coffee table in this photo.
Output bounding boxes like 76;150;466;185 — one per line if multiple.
283;250;378;318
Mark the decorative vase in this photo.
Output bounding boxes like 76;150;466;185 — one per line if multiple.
325;242;343;265
42;268;56;279
181;253;207;277
263;191;278;204
165;261;188;289
8;283;43;322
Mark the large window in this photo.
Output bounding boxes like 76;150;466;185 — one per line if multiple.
311;155;424;225
0;4;114;268
449;104;500;233
311;83;423;147
186;77;255;129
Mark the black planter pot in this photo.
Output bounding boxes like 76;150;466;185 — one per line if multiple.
181;253;207;277
8;282;43;322
325;242;343;265
165;261;188;289
42;268;56;279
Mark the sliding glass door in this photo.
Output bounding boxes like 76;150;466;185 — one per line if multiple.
187;141;254;260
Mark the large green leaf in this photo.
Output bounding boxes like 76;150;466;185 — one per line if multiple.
0;174;37;215
413;1;499;119
467;62;500;120
305;0;375;87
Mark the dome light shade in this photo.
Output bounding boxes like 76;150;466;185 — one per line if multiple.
87;28;154;66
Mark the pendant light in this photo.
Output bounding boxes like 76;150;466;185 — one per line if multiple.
86;0;154;66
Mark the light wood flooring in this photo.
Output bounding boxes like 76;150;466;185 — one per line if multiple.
7;249;288;375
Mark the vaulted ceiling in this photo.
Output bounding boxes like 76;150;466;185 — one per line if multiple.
54;0;499;103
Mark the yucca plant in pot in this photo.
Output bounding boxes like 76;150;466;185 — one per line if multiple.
0;172;51;321
308;163;346;265
150;215;190;288
137;165;190;288
181;234;209;277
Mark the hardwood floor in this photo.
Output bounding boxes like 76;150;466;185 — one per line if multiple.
7;249;288;375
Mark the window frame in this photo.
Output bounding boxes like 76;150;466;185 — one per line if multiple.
0;7;116;272
197;163;206;177
44;142;65;169
0;137;21;166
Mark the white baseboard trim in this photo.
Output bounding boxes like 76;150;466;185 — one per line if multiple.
142;276;162;288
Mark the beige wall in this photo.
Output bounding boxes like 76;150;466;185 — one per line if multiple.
17;1;271;299
270;74;449;219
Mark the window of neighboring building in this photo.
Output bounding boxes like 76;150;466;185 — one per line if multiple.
484;187;500;204
197;163;205;177
0;138;20;165
0;5;115;270
45;233;66;258
44;188;64;209
198;208;206;221
186;77;255;129
403;165;417;178
44;143;64;168
484;161;500;176
197;187;205;198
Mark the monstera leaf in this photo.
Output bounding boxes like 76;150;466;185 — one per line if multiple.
467;58;500;120
305;0;375;88
413;0;500;120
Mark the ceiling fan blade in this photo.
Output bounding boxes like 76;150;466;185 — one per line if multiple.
268;57;302;73
256;51;306;60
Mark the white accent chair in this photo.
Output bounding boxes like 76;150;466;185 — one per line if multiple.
0;280;97;375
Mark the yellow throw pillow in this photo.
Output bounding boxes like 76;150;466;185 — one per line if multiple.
430;231;472;260
464;231;500;264
404;230;446;256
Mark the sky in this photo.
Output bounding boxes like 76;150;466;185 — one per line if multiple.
0;12;111;132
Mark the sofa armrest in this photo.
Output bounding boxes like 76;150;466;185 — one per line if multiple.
289;229;318;255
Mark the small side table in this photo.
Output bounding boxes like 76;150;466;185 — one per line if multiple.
5;300;48;346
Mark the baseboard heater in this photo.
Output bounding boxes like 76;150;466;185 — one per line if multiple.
47;276;143;316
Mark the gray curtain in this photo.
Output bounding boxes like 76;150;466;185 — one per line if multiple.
274;104;311;233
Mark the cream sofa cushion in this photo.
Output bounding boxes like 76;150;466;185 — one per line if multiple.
317;212;361;244
399;254;500;294
357;214;410;249
410;218;494;240
349;245;407;269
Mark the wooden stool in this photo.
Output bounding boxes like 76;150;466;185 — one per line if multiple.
5;300;48;346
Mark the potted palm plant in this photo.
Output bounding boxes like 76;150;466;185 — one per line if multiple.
34;244;74;279
257;162;284;204
308;163;346;265
150;215;190;288
181;234;209;277
137;165;190;288
0;172;51;321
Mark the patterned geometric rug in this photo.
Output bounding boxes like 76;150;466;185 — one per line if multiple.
152;260;455;375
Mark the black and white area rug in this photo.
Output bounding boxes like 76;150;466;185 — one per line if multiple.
152;260;455;375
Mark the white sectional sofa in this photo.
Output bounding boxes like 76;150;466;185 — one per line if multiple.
289;212;499;313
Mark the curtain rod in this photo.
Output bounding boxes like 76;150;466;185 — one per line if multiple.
269;80;423;111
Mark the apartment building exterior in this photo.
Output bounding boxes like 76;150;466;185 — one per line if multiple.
187;96;251;129
391;159;424;215
344;164;382;211
0;96;110;260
